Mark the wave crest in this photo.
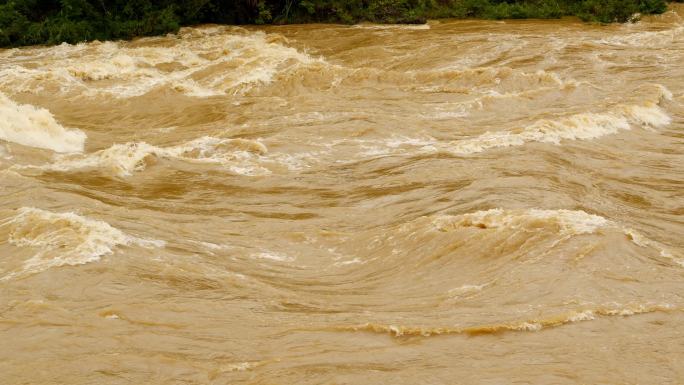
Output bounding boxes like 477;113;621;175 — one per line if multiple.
0;28;322;98
0;93;86;153
448;101;670;155
17;136;270;177
338;303;673;337
598;25;684;47
433;208;678;263
0;207;164;278
435;209;609;235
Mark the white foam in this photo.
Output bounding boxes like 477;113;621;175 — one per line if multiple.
567;310;596;322
516;322;543;332
435;208;610;235
624;228;682;266
334;257;363;266
1;207;164;278
191;240;230;251
20;136;271;177
653;84;674;101
252;251;295;262
356;136;438;157
352;24;431;30
0;93;86;152
598;25;684;47
0;28;322;98
222;362;258;372
448;102;669;155
434;208;681;265
448;284;485;298
601;303;673;316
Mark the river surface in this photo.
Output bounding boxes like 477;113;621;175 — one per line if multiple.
1;6;684;384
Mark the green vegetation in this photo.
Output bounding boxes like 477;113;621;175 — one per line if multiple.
0;0;680;47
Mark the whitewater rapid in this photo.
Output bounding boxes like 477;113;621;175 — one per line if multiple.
1;6;684;385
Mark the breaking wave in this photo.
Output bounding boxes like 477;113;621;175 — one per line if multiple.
598;24;684;47
340;87;672;159
17;137;270;177
0;207;164;278
434;208;677;262
447;101;671;155
434;208;609;235
0;27;322;98
0;93;86;153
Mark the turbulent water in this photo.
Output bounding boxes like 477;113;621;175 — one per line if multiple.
2;6;684;384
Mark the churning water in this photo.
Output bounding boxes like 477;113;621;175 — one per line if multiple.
1;6;684;384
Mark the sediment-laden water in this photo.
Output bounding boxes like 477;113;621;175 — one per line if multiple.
1;6;684;384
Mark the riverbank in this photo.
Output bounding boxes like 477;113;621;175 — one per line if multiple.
0;0;682;47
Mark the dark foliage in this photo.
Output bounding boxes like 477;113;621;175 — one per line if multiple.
0;0;679;47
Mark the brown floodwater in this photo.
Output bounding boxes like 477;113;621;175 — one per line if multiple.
1;6;684;384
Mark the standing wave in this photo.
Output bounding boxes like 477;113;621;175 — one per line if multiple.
16;137;270;177
0;93;86;153
0;27;323;98
447;100;671;155
434;208;677;263
0;207;164;279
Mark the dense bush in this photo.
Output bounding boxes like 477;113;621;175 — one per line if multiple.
0;0;679;47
